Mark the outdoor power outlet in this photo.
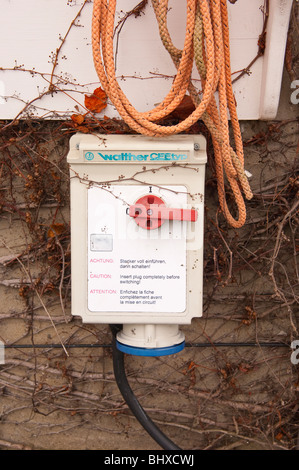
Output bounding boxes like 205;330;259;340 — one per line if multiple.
67;134;207;356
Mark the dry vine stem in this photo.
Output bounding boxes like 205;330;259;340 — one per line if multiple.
0;118;298;450
0;238;69;356
0;0;298;452
92;0;253;228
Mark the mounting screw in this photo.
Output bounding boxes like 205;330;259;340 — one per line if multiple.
194;143;200;151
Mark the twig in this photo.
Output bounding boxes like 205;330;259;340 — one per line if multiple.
0;439;32;450
52;232;67;322
114;1;148;68
268;199;299;336
232;0;269;84
0;238;69;356
48;0;90;92
215;210;233;285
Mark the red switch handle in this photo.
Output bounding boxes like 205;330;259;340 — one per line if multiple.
128;194;198;230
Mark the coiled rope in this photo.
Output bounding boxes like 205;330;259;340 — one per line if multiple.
92;0;253;228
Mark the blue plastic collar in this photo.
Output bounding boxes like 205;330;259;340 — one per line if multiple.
116;341;185;357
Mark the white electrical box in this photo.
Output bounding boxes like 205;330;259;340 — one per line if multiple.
67;134;206;355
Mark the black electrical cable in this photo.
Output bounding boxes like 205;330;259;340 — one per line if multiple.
4;343;112;349
2;334;291;450
109;324;181;451
4;341;290;349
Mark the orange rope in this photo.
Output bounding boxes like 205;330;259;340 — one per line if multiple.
92;0;253;228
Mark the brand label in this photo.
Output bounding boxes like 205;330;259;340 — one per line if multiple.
85;152;94;161
87;152;188;162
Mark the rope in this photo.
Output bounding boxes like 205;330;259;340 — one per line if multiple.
91;0;253;228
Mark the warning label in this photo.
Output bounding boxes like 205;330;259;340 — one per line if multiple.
120;258;166;269
120;273;180;286
88;255;186;313
88;258;185;311
87;184;187;313
120;289;162;306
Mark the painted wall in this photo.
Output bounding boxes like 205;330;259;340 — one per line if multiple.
0;0;293;120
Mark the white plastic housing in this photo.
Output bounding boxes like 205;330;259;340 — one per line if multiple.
117;324;185;350
67;134;206;329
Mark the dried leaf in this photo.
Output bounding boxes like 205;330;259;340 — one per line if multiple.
75;125;90;134
48;223;66;238
188;361;197;370
84;87;107;113
238;363;252;374
71;114;85;125
51;171;60;181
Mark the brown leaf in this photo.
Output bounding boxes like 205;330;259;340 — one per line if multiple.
238;363;252;374
47;223;66;238
71;114;85;125
75;125;90;134
84;87;107;113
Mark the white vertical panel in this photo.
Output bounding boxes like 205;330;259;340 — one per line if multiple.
0;0;292;120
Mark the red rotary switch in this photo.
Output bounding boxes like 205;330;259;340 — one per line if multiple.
128;194;198;230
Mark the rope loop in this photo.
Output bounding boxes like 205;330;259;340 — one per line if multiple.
92;0;253;228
